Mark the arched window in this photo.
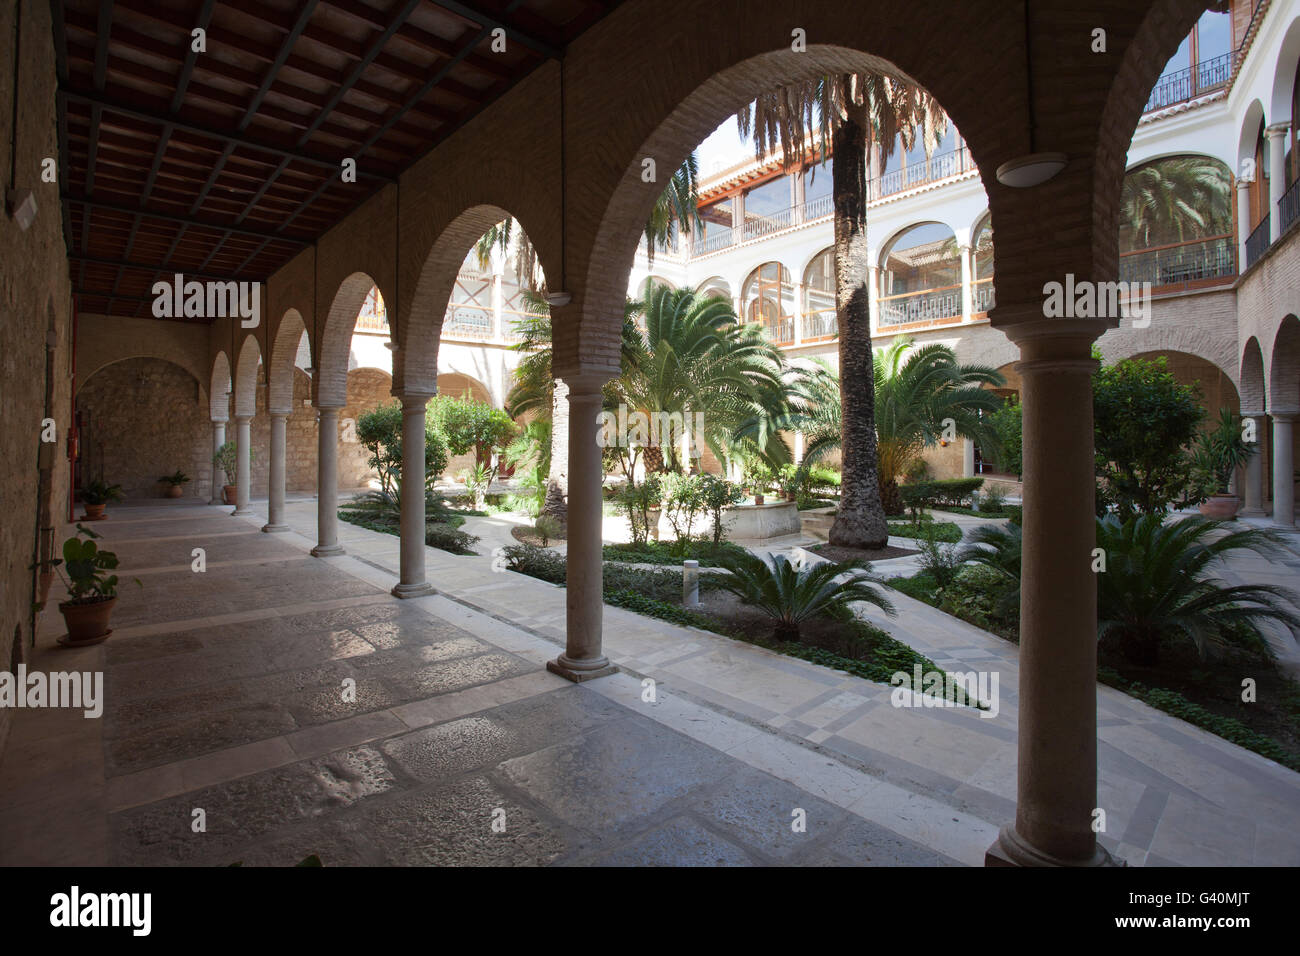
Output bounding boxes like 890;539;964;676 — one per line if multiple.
877;223;961;328
972;216;994;314
742;262;794;345
801;248;837;341
1118;154;1234;288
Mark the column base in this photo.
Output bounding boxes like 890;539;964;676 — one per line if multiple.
311;544;346;557
231;508;254;516
391;581;435;599
985;825;1124;867
547;655;618;683
261;524;290;533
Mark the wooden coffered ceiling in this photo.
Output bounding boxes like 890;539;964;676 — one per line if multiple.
53;0;614;319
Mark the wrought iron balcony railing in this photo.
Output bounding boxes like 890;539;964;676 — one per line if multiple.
1118;234;1236;288
800;309;837;341
877;283;964;327
1245;216;1271;269
1143;50;1235;113
1280;179;1300;238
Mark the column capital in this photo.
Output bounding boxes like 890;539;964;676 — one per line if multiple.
313;403;343;413
1240;409;1266;418
1236;177;1254;190
211;417;228;426
267;410;290;421
397;391;434;409
991;311;1113;361
233;414;253;425
1271;409;1299;423
557;369;616;397
1265;122;1291;138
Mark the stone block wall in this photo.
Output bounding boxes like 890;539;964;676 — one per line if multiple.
0;0;76;758
76;358;211;501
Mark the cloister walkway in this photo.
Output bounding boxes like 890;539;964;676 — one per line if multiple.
2;498;1298;866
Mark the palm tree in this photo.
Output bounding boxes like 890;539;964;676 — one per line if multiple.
757;339;1003;514
1119;156;1233;250
957;514;1300;667
489;156;701;520
714;550;895;643
871;338;1003;512
614;286;789;473
739;74;946;549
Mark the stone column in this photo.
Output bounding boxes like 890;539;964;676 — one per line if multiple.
987;315;1115;868
393;392;435;598
1267;125;1290;242
867;265;881;332
1241;411;1266;516
210;420;227;504
959;243;974;322
1273;411;1296;528
547;379;617;682
1237;178;1253;269
232;415;253;516
263;413;289;532
312;406;345;556
962;439;976;478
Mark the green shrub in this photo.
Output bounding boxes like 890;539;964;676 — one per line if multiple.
615;474;663;546
899;477;984;512
936;564;1019;630
978;485;1007;513
425;522;478;555
534;514;563;546
696;473;745;545
915;526;962;588
887;520;961;543
356;402;448;496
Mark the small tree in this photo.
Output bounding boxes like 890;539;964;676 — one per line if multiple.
662;472;705;551
355;401;449;501
1093;356;1205;519
427;395;519;474
616;474;663;547
697;473;744;546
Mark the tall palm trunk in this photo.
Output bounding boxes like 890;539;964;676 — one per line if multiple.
827;96;889;549
542;379;569;524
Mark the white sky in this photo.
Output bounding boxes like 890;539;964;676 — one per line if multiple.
694;117;754;176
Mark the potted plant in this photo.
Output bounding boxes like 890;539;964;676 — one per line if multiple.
159;470;191;498
80;479;124;520
1191;408;1255;519
748;463;773;506
46;524;138;646
776;464;800;502
213;441;239;504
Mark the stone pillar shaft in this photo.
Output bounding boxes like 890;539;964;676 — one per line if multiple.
1273;412;1296;528
987;317;1113;868
232;415;253;516
393;393;434;598
548;385;616;682
210;420;227;505
1237;179;1253;269
263;413;289;532
1241;411;1266;516
1267;125;1289;242
312;407;345;557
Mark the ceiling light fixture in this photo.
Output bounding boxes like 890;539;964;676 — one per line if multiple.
996;0;1067;189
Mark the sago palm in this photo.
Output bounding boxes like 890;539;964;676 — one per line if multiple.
715;550;895;643
1094;514;1300;666
739;73;946;549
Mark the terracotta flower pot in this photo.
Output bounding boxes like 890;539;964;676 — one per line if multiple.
58;596;116;646
82;503;107;520
754;494;765;506
1198;494;1240;519
223;484;237;505
166;485;183;498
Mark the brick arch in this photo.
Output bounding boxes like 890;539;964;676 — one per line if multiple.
210;351;231;423
1088;0;1212;297
268;308;308;416
1241;336;1267;412
1269;315;1300;411
316;271;379;408
399;204;555;397
234;335;262;418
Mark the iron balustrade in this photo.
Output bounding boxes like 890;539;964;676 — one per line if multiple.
801;193;834;222
1118;235;1236;288
972;278;995;314
800;309;837;341
742;204;797;240
1143;50;1235;112
1280;179;1300;238
695;228;735;255
874;146;972;198
1245;216;1271;269
759;314;795;345
877;283;964;327
442;304;495;341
